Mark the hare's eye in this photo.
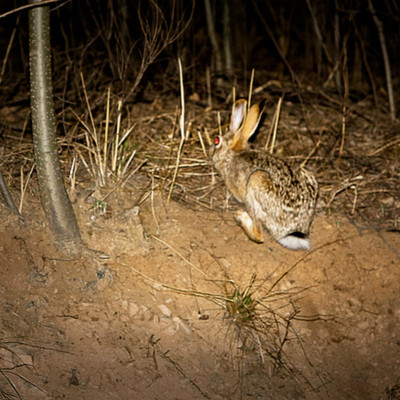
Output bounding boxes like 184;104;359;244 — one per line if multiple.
214;136;222;148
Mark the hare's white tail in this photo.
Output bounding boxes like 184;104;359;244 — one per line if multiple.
278;233;310;251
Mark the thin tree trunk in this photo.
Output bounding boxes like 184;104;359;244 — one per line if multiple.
333;0;343;96
352;21;378;107
0;169;22;218
29;0;82;256
252;0;298;84
204;0;223;79
367;0;396;120
304;0;333;79
222;0;233;78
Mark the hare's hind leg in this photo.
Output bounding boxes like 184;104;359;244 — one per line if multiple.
234;209;264;243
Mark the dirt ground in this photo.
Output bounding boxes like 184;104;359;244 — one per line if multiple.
1;0;400;396
1;178;400;399
0;91;399;400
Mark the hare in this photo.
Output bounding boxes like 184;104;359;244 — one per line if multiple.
210;99;318;250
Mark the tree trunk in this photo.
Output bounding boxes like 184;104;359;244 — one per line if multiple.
29;0;82;256
0;169;21;218
222;0;233;79
367;0;396;120
204;0;223;82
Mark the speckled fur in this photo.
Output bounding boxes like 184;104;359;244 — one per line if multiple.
211;99;318;250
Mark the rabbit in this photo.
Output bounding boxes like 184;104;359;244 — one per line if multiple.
210;98;318;251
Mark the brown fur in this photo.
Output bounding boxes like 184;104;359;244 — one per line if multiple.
211;99;318;250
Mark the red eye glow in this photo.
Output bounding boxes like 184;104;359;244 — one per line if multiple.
214;136;221;146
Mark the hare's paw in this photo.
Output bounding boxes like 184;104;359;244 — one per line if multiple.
234;209;264;243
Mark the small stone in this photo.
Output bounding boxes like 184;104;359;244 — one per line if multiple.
219;258;232;270
173;317;192;335
165;321;179;335
128;303;139;317
18;353;33;366
357;320;369;330
158;304;172;317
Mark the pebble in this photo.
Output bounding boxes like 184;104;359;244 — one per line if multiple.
128;303;139;317
158;304;172;317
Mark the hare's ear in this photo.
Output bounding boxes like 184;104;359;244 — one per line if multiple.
241;99;266;143
230;99;247;133
230;99;266;151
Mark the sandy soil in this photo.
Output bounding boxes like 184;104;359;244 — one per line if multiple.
1;182;399;400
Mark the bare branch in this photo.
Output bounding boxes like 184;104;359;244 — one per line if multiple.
123;0;194;104
0;0;70;19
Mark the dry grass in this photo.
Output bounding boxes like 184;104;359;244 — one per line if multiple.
120;234;332;396
0;339;48;399
1;79;399;231
1;75;399;398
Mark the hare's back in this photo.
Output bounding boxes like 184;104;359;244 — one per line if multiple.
244;155;317;237
241;152;313;200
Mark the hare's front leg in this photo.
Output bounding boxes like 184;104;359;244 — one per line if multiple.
234;209;264;243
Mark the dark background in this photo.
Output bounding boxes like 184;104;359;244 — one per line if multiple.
1;0;399;109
